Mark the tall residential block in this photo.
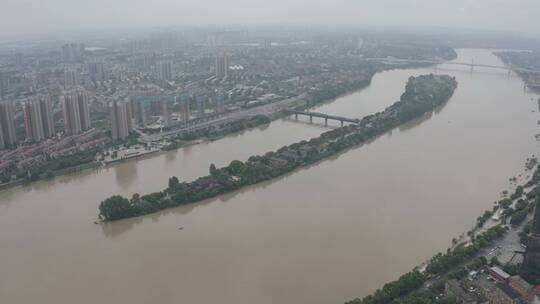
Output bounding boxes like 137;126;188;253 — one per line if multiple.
158;61;173;82
76;92;91;131
64;69;79;87
39;95;55;138
162;101;171;127
0;120;4;149
62;91;91;136
130;98;147;127
23;100;44;142
215;53;229;79
196;95;206;117
61;43;85;61
23;95;55;142
0;102;17;148
109;100;132;142
216;92;225;113
178;94;190;125
88;61;106;82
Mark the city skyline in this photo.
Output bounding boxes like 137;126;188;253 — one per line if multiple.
1;0;540;36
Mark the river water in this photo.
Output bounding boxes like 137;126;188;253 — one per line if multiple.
0;49;538;304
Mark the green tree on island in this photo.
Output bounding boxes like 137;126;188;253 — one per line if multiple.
99;195;133;221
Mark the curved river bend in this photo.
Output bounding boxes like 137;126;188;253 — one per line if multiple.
0;49;539;304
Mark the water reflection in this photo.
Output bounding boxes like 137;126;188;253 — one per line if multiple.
398;100;449;132
100;216;144;238
115;162;138;189
283;116;338;129
0;185;29;206
164;150;177;163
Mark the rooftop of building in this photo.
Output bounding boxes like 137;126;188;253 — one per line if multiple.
489;266;511;281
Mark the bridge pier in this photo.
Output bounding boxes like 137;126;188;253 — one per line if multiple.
340;120;344;127
325;118;328;125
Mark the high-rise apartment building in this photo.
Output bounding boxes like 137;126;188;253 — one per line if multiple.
88;61;106;82
130;98;147;127
64;69;79;87
23;95;55;142
23;100;44;142
157;61;173;82
38;95;55;138
0;120;4;149
0;72;9;96
162;101;171;127
23;101;38;142
0;102;16;149
62;94;81;136
76;92;91;131
61;43;85;61
62;91;91;136
178;94;190;125
109;100;132;142
196;95;206;117
216;92;225;113
215;53;229;79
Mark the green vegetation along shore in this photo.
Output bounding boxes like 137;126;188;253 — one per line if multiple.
98;74;458;221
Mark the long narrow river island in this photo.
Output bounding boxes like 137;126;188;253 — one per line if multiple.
1;49;539;304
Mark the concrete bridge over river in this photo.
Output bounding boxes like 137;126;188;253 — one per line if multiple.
284;109;360;126
367;58;540;74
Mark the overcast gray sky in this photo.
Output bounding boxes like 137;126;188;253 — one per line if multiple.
1;0;539;34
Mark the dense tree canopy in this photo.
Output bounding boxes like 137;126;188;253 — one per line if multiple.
99;195;133;221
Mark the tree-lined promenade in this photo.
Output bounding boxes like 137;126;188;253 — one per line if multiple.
98;74;458;221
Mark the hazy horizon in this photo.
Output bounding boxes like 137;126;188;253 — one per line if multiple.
2;0;540;36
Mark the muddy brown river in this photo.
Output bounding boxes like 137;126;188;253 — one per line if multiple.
0;49;538;304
